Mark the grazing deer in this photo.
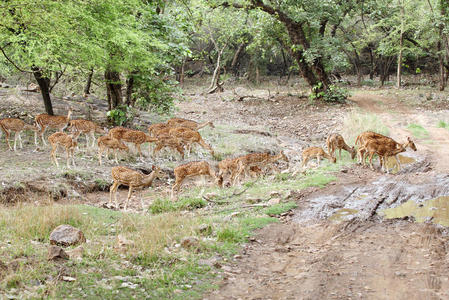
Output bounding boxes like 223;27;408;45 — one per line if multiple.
97;136;129;165
230;151;289;186
0;118;37;151
167;118;215;131
326;133;355;160
109;165;166;210
168;127;215;156
110;127;156;158
152;136;185;160
171;161;221;200
355;131;391;164
359;137;417;173
148;123;172;137
300;147;336;169
66;119;106;148
35;107;73;146
48;131;80;168
218;157;264;187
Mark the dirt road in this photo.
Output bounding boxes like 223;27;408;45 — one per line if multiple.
207;92;449;300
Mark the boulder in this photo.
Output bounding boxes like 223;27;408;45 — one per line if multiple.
48;245;69;261
267;198;281;205
49;225;86;247
66;246;84;260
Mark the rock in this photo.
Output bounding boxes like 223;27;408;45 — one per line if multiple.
61;276;76;282
340;168;349;173
50;225;86;247
181;237;199;249
48;245;69;261
267;198;281;205
270;191;281;198
198;224;212;235
66;246;84;260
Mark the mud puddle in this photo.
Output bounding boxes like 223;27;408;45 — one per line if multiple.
382;196;449;226
384;154;416;174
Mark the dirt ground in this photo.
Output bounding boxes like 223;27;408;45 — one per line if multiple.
1;82;449;299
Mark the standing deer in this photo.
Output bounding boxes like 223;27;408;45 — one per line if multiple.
0;118;37;151
35;107;73;146
66;119;106;148
97;135;129;165
109;165;166;210
48;131;80;168
326;133;355;160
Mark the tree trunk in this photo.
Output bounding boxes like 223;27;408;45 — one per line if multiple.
32;67;53;115
231;43;246;76
105;70;122;110
207;45;226;93
180;58;186;86
125;73;135;106
84;69;94;95
397;0;404;89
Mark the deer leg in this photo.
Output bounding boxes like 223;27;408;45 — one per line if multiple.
13;132;18;151
90;132;96;148
51;145;59;167
233;164;245;186
176;145;185;160
368;152;375;171
124;186;133;211
171;180;182;200
98;147;103;165
199;139;214;156
4;130;12;151
136;144;143;160
71;147;76;167
109;182;119;206
41;127;47;146
65;147;71;168
34;130;38;146
114;149;119;164
301;156;310;169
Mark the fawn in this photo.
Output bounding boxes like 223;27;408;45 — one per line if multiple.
229;151;288;186
359;137;416;173
168;127;215;156
0;118;37;151
109;165;166;210
326;133;355;160
166;118;215;131
300;147;336;169
171;161;221;200
48;131;80;168
35;107;73;146
66;119;106;148
97;136;129;165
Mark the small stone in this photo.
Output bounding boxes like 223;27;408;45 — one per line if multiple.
48;246;69;261
61;276;76;282
66;246;84;260
49;225;86;247
181;237;199;249
267;198;281;205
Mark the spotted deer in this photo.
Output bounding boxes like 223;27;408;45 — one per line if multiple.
110;127;157;158
230;151;289;186
48;131;80;168
66;119;106;148
218;156;264;187
148;123;172;137
168;127;215;156
359;137;417;173
152;135;185;160
0;118;37;151
355;131;392;164
97;136;129;165
300;147;336;169
326;133;355;160
166;118;215;131
171;161;221;200
35;107;73;146
109;165;166;210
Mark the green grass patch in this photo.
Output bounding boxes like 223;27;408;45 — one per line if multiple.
150;197;207;214
437;120;449;130
264;202;298;216
407;123;429;139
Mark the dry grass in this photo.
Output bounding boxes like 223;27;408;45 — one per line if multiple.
342;110;390;144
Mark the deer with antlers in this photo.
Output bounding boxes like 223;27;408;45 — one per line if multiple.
35;107;73;146
109;165;166;210
48;131;80;168
0;118;37;151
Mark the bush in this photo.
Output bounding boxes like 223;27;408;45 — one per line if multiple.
310;83;349;103
107;105;135;126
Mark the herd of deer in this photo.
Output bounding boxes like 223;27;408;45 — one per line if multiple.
0;107;417;210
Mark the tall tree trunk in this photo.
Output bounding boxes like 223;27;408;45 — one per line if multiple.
84;69;94;95
397;0;404;89
207;45;226;93
231;43;246;76
104;70;122;110
125;72;136;107
32;67;53;115
438;0;447;91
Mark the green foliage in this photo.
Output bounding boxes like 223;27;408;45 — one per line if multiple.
106;105;135;126
437;121;449;130
135;77;179;114
217;227;246;243
310;83;349;103
150;197;207;214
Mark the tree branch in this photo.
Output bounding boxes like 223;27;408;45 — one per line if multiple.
0;44;33;73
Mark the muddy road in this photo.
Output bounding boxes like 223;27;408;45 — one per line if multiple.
206;92;449;300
